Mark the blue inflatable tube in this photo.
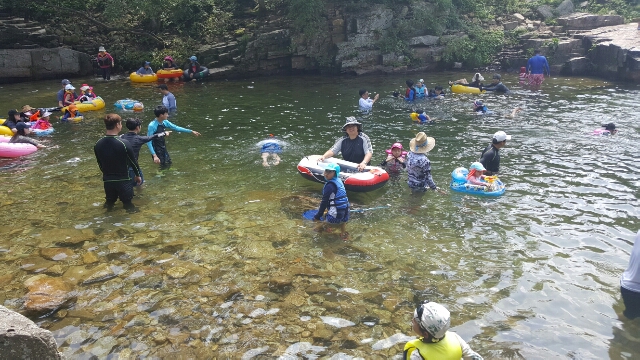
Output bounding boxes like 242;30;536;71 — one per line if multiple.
114;99;144;111
32;128;54;136
449;167;505;197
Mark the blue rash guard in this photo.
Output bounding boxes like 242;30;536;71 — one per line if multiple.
146;119;192;156
527;55;550;75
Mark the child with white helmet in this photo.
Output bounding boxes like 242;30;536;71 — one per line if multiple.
404;301;484;360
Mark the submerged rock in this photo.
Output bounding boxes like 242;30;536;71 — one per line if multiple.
82;263;117;285
0;306;64;359
371;333;415;350
40;247;74;261
320;316;356;328
23;275;76;314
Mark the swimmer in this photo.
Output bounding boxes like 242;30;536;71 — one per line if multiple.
379;142;407;173
410;109;432;124
473;100;488;114
257;134;283;167
594;123;617;135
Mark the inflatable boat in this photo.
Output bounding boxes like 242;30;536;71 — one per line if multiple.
449;167;505;197
297;155;389;192
32;127;54;136
450;84;485;94
183;66;209;81
0;136;37;157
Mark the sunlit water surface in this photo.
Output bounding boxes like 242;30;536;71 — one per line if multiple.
1;73;639;359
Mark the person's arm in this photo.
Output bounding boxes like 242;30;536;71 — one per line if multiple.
527;58;532;73
168;94;177;110
358;133;373;171
108;54;114;67
371;94;379;104
163;120;200;135
136;67;143;75
544;58;550;76
422;158;437;190
57;91;64;107
451;333;484;360
314;182;336;220
123;140;142;185
320;137;343;161
146;122;157;158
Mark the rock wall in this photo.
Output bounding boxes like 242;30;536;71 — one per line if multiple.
0;306;64;360
0;48;93;83
572;23;640;82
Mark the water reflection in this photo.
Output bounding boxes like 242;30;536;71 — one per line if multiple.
0;74;638;358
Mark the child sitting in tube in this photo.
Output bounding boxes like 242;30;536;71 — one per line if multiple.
78;84;97;102
61;104;83;121
379;142;407;173
410;110;432;124
31;111;53;130
467;162;488;187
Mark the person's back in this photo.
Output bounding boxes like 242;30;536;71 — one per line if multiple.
527;54;549;74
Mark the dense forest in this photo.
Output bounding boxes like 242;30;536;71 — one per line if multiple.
0;0;638;70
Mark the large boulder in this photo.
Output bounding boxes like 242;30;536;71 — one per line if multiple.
0;48;92;83
537;5;554;19
408;35;439;47
562;57;592;75
557;13;624;30
580;23;640;82
0;306;64;359
556;0;575;16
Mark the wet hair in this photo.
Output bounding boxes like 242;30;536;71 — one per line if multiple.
435;86;443;91
392;91;400;97
158;84;168;91
154;105;169;117
359;89;367;97
534;49;541;55
417;109;424;114
8;109;19;118
602;123;616;131
126;118;142;130
406;80;414;88
104;113;121;130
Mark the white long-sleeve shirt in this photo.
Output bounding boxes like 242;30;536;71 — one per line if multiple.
621;230;640;293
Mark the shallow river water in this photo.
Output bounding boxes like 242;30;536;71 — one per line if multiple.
0;72;639;359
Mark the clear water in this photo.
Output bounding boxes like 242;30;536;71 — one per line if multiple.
1;73;639;359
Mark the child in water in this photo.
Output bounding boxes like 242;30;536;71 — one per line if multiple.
428;86;445;99
473;100;488;114
467;162;488;187
410;110;432;124
63;85;76;106
257;134;283;167
379;142;407;173
405;80;416;102
313;163;350;240
404;301;484;360
593;123;617;135
31;111;53;130
61;104;83;121
78;84;97;102
519;66;529;85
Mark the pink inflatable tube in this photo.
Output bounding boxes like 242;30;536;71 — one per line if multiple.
0;139;38;157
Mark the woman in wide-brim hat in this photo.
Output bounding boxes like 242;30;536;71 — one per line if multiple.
319;117;373;171
406;132;442;193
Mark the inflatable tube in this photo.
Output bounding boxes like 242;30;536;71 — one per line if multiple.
593;129;611;135
32;127;54;136
0;125;12;136
130;72;158;83
183;66;209;80
64;116;84;123
449;167;505;197
114;99;144;111
451;84;485;94
0;142;37;157
297;155;389;193
157;69;183;79
61;97;105;113
0;136;10;143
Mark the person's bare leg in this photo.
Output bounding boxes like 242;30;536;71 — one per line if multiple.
272;154;281;166
261;153;270;167
340;223;349;240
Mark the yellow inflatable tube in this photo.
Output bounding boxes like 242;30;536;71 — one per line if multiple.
0;119;13;136
450;84;486;94
130;72;158;83
61;97;105;113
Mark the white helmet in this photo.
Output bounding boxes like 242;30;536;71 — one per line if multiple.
415;302;451;339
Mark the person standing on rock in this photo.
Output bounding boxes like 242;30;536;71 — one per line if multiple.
94;113;141;213
527;49;550;88
97;46;114;81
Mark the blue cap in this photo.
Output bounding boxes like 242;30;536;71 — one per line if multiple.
190;56;197;61
144;61;151;65
324;163;340;177
470;162;486;171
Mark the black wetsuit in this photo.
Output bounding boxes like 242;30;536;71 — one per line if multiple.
120;131;165;162
151;123;172;169
94;135;141;208
479;144;501;175
483;82;510;93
